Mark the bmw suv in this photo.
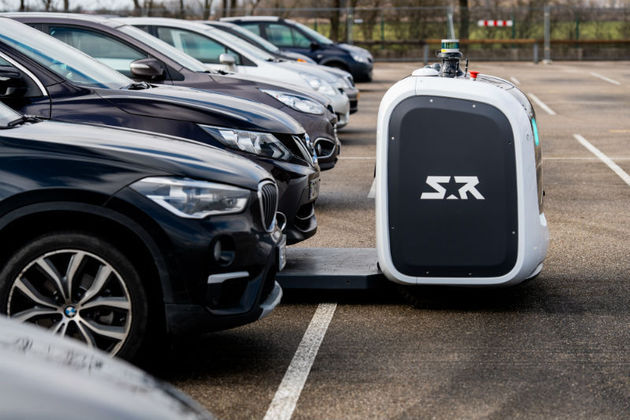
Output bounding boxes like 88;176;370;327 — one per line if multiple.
0;102;284;360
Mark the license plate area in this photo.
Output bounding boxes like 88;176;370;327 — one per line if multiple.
277;234;287;271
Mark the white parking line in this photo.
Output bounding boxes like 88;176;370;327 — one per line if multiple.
338;156;375;160
574;134;630;187
590;72;621;86
528;93;557;115
367;179;376;198
544;156;630;161
263;303;337;420
510;76;521;85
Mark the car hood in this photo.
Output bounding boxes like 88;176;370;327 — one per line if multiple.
207;73;333;108
97;84;305;135
2;120;271;191
280;50;316;63
276;61;340;83
0;316;214;420
337;43;372;57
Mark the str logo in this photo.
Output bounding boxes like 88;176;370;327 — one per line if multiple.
420;176;485;200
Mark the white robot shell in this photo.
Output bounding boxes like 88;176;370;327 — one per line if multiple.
376;72;549;286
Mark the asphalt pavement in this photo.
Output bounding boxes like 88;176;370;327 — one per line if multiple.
153;61;630;419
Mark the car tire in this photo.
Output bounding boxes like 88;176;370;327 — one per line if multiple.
0;231;149;360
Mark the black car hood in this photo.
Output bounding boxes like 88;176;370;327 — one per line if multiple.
2;120;271;191
97;84;305;135
337;43;371;56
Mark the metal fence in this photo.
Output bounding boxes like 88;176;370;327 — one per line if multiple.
3;4;630;61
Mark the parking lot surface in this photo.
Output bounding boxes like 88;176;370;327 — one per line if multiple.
155;61;630;419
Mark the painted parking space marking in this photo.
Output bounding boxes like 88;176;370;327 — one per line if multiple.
544;156;630;161
528;93;557;115
510;76;521;85
574;134;630;187
367;179;376;198
263;303;337;420
590;72;621;86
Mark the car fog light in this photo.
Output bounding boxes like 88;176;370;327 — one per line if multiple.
212;236;236;267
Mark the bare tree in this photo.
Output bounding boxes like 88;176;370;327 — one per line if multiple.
329;0;342;41
246;0;263;15
203;0;212;19
41;0;52;11
132;0;142;14
19;0;26;11
459;0;469;39
179;0;185;17
64;0;70;11
144;0;154;16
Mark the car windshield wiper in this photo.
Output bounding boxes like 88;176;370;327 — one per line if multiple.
123;81;151;90
6;115;41;128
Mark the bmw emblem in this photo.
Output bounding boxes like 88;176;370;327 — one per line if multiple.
64;306;77;318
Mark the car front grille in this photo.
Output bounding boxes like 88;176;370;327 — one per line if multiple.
258;181;278;232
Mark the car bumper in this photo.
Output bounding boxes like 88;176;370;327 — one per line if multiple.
289;110;339;171
329;93;350;125
255;157;320;245
350;61;373;82
344;87;359;114
112;187;285;335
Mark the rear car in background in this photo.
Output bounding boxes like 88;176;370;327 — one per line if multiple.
0;316;214;419
6;13;341;171
223;16;374;82
0;17;319;244
202;19;359;115
0;102;284;359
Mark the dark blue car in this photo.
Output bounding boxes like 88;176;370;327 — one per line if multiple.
223;16;374;82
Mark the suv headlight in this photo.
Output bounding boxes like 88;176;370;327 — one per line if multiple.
260;89;324;115
200;125;293;161
351;53;370;64
299;73;338;97
131;177;249;218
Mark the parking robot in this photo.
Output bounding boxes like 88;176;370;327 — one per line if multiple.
376;40;549;286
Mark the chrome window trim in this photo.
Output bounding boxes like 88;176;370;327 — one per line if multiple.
0;50;48;97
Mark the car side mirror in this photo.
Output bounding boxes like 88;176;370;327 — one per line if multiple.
310;42;320;51
0;68;27;98
130;58;165;80
219;53;236;67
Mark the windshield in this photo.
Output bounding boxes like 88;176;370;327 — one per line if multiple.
117;24;209;73
0;102;21;128
0;18;132;89
294;21;333;45
202;27;276;61
224;24;280;53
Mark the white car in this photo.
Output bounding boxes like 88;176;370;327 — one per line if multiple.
0;316;214;419
120;17;352;127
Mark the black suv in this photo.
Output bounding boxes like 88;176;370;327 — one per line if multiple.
0;101;284;360
0;17;319;244
224;16;374;82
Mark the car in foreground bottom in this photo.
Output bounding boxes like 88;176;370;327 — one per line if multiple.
0;103;284;359
0;315;214;419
